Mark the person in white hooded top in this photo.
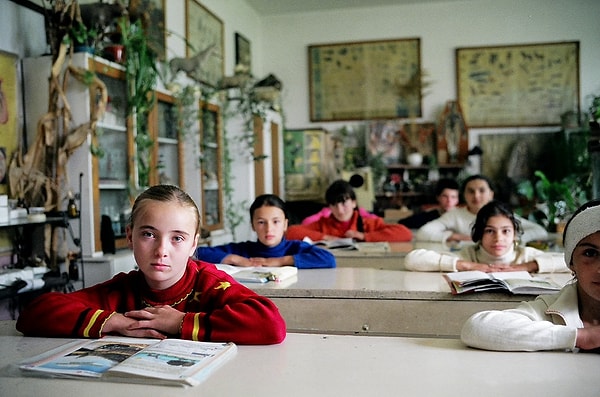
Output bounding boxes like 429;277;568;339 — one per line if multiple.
460;199;600;352
405;200;568;273
415;174;548;245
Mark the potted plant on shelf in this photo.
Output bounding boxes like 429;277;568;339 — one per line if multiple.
69;20;98;54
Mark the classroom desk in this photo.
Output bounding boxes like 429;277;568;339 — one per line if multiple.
0;320;597;397
245;267;573;338
331;241;412;269
331;237;564;270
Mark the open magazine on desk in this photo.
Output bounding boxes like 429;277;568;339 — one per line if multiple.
303;237;391;253
18;336;237;387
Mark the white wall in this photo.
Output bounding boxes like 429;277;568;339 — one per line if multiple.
260;0;600;138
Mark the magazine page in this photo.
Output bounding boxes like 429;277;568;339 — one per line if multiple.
19;337;159;378
106;339;237;386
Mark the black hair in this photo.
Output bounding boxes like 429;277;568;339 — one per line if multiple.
471;200;523;242
461;174;495;195
325;180;363;232
325;179;357;205
249;194;289;221
434;178;460;197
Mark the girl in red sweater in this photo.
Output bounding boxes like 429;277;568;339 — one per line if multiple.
16;185;286;345
286;179;412;242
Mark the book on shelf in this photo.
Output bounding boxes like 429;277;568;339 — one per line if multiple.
215;264;298;283
303;237;391;253
19;336;237;387
444;270;562;295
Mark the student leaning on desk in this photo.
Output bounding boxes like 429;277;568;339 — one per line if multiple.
461;199;600;352
405;200;569;273
195;194;335;269
286;179;412;242
416;174;548;245
15;185;286;345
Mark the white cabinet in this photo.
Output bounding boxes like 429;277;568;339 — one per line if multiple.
24;53;132;257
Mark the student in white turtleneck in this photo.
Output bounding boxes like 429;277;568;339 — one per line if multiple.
405;200;568;273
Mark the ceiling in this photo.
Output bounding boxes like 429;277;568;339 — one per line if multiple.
245;0;450;16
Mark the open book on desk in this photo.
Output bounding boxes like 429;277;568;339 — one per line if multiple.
303;237;391;253
215;264;298;283
444;270;562;295
19;336;237;387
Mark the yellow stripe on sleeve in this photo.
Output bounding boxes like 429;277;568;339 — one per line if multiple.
83;310;104;337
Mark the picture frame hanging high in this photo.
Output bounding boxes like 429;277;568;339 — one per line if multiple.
185;0;224;87
309;38;421;122
456;41;580;127
235;32;251;73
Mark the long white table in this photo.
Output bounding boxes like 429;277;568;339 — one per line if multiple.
0;320;596;397
245;267;573;337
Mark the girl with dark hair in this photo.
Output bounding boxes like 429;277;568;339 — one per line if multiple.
286;180;412;242
461;199;600;352
405;200;568;273
196;194;335;269
416;174;547;244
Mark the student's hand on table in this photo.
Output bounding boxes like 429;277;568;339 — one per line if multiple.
490;262;539;273
344;230;365;241
223;254;253;267
456;260;499;272
576;325;600;351
124;305;186;336
102;312;167;339
448;233;471;242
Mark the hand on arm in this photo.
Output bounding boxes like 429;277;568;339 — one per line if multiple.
491;261;539;273
447;233;472;242
456;260;497;272
122;305;186;337
344;230;365;241
102;312;167;339
222;254;253;267
248;256;294;267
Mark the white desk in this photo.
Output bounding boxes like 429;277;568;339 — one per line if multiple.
246;267;573;337
0;321;597;397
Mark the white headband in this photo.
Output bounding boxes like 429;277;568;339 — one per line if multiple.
563;205;600;266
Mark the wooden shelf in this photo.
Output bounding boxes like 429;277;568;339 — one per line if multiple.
386;163;465;170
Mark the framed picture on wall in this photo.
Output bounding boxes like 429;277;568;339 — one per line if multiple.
308;38;421;122
141;0;167;60
0;51;19;191
185;0;224;87
235;32;251;73
456;41;580;127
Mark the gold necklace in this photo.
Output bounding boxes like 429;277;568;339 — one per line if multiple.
141;289;194;308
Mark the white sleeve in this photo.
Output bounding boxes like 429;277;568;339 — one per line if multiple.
518;216;549;243
404;249;458;272
415;217;454;243
461;302;577;351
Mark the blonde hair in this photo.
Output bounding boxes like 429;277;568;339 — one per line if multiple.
129;185;200;234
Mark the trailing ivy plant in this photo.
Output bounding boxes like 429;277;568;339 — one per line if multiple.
119;17;158;189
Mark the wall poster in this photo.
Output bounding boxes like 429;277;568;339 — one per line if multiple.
309;38;421;122
456;41;579;127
